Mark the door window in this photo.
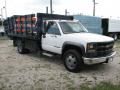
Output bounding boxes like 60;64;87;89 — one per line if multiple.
46;22;61;35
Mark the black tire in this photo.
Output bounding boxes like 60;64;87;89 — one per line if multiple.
113;34;118;41
1;32;4;36
24;48;30;53
13;40;17;47
17;40;26;54
63;49;84;73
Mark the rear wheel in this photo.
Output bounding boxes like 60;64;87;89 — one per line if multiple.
13;40;17;47
17;40;26;54
63;49;84;73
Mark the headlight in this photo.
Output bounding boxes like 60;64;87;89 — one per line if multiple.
87;43;95;49
87;43;96;53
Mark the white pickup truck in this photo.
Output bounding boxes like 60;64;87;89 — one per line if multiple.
4;13;116;72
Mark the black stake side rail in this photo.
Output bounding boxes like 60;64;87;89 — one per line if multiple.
4;13;74;40
37;13;73;20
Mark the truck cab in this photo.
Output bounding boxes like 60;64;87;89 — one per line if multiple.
42;20;116;72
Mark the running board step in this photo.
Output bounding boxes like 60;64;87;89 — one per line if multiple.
42;52;53;57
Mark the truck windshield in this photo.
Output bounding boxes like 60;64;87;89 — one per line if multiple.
59;22;87;34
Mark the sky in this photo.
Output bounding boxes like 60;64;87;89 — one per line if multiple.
0;0;120;19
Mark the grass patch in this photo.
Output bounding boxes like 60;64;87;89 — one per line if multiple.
81;82;120;90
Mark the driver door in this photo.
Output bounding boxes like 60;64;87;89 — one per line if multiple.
42;21;62;54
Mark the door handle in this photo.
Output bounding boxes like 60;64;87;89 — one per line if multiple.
51;35;57;38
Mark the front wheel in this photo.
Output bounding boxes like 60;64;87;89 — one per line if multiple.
63;49;84;73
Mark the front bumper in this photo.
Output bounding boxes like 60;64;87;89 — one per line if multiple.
83;51;116;65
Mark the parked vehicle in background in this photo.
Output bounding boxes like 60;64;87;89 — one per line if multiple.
74;15;120;40
102;18;120;40
4;13;116;72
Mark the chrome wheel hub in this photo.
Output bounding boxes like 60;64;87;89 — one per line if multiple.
65;54;77;69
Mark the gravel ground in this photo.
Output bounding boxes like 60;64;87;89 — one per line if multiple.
0;37;120;90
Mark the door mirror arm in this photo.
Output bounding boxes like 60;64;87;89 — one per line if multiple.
43;34;46;38
42;33;46;38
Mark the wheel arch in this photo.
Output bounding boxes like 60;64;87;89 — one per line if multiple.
62;42;85;57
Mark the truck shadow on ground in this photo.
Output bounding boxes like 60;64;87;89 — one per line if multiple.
26;52;65;69
25;51;109;73
83;63;109;72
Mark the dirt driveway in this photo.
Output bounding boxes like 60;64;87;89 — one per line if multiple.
0;37;120;90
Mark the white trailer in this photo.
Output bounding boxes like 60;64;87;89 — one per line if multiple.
102;18;120;40
0;26;5;36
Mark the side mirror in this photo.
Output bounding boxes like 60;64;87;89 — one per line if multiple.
42;21;47;38
43;34;46;38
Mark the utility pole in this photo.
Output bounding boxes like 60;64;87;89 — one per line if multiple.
0;0;7;19
1;8;3;26
50;0;53;14
46;6;48;14
5;0;7;18
93;0;98;16
93;0;95;16
65;9;69;15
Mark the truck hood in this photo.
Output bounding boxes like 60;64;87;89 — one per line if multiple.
65;33;114;43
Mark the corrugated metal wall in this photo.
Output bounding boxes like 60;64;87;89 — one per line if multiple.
74;15;102;34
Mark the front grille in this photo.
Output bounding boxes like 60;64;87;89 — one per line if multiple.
86;41;114;58
96;41;114;57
